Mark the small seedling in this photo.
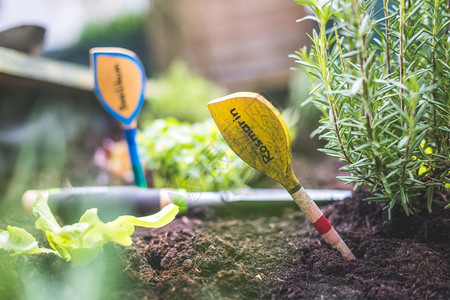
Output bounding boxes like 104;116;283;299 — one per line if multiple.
208;92;355;260
90;47;147;187
0;195;178;266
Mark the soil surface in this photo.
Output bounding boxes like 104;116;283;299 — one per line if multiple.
112;188;449;299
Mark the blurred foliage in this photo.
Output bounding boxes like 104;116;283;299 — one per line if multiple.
287;71;322;154
138;118;253;191
45;12;149;70
289;71;321;130
141;60;225;123
78;13;146;44
0;241;132;300
0;97;94;214
280;105;301;145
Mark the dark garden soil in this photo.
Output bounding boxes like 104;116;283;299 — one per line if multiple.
112;188;449;299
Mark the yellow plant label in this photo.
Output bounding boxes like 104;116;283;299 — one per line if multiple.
208;92;299;190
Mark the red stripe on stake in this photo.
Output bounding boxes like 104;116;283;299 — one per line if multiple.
313;215;332;235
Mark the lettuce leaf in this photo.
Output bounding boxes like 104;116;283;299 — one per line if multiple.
0;194;179;266
0;226;57;256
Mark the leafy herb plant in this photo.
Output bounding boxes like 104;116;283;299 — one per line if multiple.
292;0;449;216
0;196;178;266
138;118;253;191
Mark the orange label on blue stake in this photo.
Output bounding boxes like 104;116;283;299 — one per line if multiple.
90;48;145;126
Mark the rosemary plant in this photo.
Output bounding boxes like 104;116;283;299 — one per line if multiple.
292;0;449;217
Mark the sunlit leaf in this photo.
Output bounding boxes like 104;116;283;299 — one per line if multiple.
1;194;179;266
0;226;57;256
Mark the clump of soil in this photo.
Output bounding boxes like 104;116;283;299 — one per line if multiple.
118;189;449;299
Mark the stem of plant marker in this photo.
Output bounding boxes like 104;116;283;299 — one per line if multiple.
123;126;147;188
290;185;355;260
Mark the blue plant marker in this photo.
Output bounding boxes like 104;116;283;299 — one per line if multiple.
123;127;147;187
90;47;147;187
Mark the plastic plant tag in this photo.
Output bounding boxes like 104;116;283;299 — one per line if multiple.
90;47;145;126
208;92;297;191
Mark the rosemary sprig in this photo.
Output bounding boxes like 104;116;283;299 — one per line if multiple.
293;0;450;216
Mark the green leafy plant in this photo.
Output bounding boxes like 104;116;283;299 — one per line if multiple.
292;0;449;216
138;118;253;191
141;60;225;123
78;13;146;43
0;196;178;266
